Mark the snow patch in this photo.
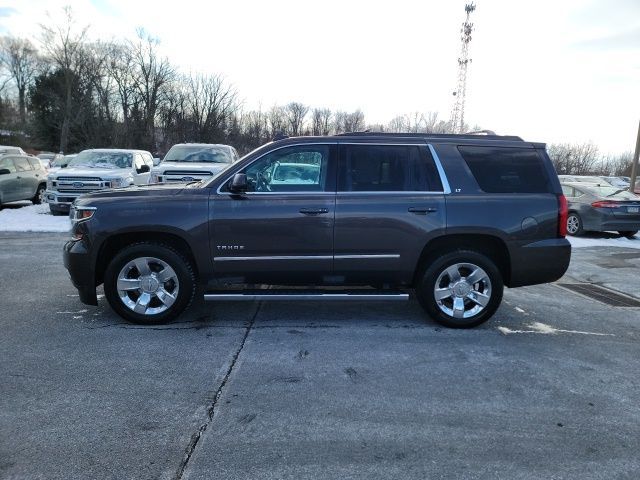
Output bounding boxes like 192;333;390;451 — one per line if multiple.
568;235;640;250
498;321;613;336
0;203;70;232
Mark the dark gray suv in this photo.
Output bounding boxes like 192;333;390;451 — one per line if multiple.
64;133;571;328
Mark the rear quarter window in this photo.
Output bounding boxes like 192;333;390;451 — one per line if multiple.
458;146;552;194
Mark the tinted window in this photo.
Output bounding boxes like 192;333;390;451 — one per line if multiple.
13;157;32;172
458;146;551;193
339;145;443;192
240;145;330;192
0;157;16;173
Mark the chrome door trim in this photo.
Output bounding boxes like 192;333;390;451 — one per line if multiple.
213;255;333;262
334;254;400;259
427;144;452;194
213;254;400;262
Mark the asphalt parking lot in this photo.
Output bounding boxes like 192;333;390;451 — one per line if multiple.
1;232;639;480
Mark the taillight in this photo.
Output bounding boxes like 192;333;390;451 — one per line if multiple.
558;194;568;237
591;201;622;208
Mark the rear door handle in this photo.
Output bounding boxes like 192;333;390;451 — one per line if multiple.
299;208;329;215
408;207;437;215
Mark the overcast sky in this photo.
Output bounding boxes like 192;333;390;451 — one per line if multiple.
1;0;639;154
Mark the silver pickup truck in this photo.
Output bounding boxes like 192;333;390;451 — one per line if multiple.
46;149;153;215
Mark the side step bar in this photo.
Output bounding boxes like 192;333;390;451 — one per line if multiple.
204;290;410;302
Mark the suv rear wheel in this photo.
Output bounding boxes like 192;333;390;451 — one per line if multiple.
104;243;196;324
416;250;503;328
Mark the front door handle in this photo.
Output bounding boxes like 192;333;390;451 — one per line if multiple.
299;208;329;215
408;207;437;215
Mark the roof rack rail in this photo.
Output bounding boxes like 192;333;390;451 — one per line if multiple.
335;131;524;141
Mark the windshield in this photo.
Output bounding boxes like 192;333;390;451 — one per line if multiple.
68;151;132;169
585;185;638;200
164;146;231;163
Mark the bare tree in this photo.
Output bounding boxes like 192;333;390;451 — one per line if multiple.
285;102;308;136
311;108;332;136
129;29;175;150
186;73;237;142
40;6;89;152
548;143;599;175
267;105;287;138
0;36;41;125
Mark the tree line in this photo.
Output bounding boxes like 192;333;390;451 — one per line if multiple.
0;6;634;176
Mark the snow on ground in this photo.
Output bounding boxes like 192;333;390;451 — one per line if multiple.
567;234;640;249
0;202;70;232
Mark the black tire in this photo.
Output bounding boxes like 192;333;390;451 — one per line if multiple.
619;231;638;239
415;250;504;329
32;184;47;204
104;242;196;324
566;212;584;236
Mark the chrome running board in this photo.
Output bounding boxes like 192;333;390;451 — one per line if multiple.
204;290;409;302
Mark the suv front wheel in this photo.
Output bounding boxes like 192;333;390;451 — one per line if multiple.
416;250;504;328
104;243;196;324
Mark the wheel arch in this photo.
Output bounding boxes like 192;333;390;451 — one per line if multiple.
412;233;511;287
95;231;199;286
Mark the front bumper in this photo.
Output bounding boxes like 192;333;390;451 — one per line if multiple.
46;190;79;211
63;238;98;305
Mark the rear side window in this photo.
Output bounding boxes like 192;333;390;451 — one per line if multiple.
339;145;443;192
458;146;551;193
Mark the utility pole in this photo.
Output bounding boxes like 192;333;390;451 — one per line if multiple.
449;2;476;134
629;120;640;194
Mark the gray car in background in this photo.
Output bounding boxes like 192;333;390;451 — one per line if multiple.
561;182;640;237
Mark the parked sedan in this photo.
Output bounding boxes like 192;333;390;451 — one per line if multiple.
561;182;640;237
558;175;614;186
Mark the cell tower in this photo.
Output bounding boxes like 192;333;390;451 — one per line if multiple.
449;2;476;134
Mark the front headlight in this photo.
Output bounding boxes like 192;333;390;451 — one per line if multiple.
70;205;97;224
107;177;126;188
46;178;53;189
150;172;160;184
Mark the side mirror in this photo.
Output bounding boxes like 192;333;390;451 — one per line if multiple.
137;164;150;174
229;173;248;193
153;157;161;166
0;168;10;175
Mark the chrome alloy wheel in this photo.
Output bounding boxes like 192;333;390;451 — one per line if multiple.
38;187;47;203
116;257;179;315
433;263;492;319
567;215;580;235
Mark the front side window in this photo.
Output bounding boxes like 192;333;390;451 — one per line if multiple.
0;157;17;173
561;185;573;196
238;145;330;192
339;144;443;192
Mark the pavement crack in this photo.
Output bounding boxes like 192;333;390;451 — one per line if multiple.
173;302;261;479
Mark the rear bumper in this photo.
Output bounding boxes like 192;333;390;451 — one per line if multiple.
508;238;571;288
63;239;98;306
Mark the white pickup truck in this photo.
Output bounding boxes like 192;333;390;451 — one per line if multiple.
149;143;239;184
46;148;154;215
